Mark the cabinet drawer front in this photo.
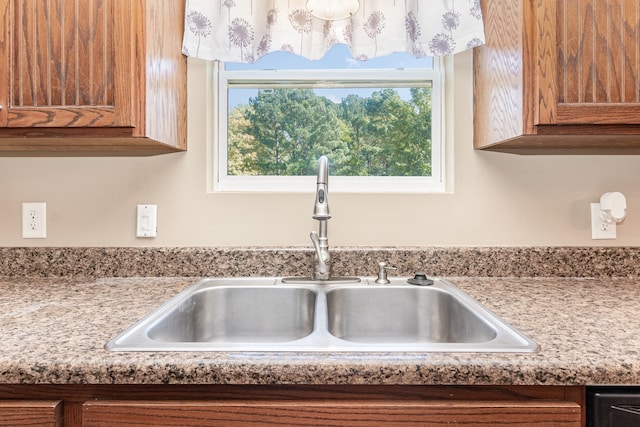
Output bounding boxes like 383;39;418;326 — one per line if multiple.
0;400;62;427
82;400;581;426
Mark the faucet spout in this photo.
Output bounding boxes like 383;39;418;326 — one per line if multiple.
312;155;331;221
311;156;331;280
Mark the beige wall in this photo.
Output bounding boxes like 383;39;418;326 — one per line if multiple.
1;50;639;247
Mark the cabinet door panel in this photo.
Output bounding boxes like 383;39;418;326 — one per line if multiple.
555;0;640;124
82;400;581;427
0;400;62;427
0;0;127;128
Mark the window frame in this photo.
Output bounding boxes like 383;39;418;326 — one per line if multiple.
210;58;445;193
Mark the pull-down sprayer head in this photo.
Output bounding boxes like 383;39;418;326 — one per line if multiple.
312;155;331;220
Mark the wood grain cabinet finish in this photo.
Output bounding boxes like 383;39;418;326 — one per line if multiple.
0;400;62;427
0;385;585;427
474;0;640;153
0;0;186;155
81;400;581;427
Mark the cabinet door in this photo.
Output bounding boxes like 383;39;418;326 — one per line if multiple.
0;0;134;128
82;400;581;426
0;400;62;427
540;0;640;126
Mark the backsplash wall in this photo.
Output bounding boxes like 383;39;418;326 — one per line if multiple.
0;51;639;247
2;247;639;278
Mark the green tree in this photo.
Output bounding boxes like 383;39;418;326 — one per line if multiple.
227;105;258;175
244;89;347;175
361;88;432;176
338;94;369;176
405;87;432;176
363;89;406;175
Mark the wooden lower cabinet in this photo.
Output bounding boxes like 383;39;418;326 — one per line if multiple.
0;385;585;427
0;400;62;427
82;399;581;427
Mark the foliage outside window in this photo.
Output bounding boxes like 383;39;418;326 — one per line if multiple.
212;45;444;193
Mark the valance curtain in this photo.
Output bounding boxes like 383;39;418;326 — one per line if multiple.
183;0;485;63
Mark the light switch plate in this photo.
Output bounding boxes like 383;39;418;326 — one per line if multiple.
136;204;157;238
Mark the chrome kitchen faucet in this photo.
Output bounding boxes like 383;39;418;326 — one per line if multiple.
282;156;360;284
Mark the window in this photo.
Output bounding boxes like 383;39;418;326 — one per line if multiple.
211;44;444;193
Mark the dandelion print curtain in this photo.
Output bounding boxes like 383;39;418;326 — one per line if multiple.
183;0;485;62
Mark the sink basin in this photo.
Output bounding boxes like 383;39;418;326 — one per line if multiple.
107;278;318;351
107;277;538;352
327;287;497;344
147;286;316;343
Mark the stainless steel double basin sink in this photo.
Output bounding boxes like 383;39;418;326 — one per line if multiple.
106;277;538;353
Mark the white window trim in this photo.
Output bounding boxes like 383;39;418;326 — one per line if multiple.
208;59;446;194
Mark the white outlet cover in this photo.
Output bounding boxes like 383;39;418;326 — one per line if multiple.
591;202;616;240
22;202;47;239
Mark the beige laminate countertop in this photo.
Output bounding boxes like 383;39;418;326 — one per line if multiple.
0;276;637;386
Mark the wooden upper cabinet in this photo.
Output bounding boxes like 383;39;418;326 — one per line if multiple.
474;0;640;153
0;0;187;155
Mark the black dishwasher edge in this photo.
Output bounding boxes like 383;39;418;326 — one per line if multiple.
587;386;640;427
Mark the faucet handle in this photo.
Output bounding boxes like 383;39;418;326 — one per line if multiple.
310;231;329;262
375;261;397;284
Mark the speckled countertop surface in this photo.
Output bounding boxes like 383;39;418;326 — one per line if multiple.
1;275;638;386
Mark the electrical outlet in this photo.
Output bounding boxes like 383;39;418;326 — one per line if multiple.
22;202;46;239
591;202;616;239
